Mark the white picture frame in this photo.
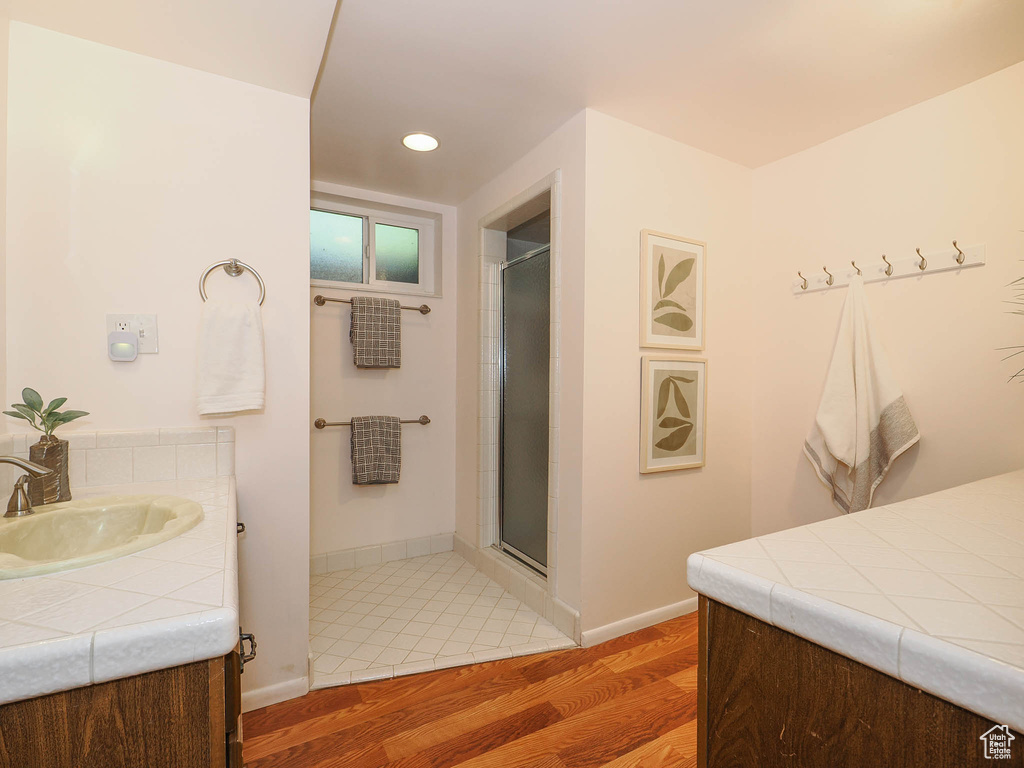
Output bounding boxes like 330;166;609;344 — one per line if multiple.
640;230;706;350
640;355;707;473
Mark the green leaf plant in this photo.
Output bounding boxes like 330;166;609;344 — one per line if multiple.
4;388;89;439
998;270;1024;382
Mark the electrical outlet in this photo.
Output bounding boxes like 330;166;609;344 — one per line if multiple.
106;314;159;354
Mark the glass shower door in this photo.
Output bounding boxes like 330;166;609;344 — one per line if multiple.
499;247;550;573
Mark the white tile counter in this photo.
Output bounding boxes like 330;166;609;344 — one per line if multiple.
0;476;238;705
688;469;1024;732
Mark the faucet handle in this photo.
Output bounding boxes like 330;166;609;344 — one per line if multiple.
6;475;35;517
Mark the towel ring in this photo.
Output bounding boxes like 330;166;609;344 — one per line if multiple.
882;254;893;276
797;271;808;290
851;260;861;276
916;248;927;271
199;259;266;306
953;240;965;265
823;266;834;286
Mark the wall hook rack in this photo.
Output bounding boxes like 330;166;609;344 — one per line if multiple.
791;242;985;294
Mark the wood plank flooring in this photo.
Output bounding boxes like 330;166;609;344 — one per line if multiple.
243;612;699;768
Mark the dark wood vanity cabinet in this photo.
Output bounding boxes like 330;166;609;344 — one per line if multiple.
697;597;1024;768
0;650;244;768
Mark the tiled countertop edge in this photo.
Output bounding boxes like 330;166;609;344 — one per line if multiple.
687;552;1024;733
0;480;239;706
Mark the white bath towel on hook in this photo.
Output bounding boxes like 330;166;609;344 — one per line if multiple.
804;277;920;513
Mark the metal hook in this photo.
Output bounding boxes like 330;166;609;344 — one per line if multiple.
797;271;807;290
823;266;833;286
953;240;965;265
916;248;927;271
851;260;861;276
882;254;893;276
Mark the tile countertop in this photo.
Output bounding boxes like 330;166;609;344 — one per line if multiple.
0;477;238;706
688;469;1024;733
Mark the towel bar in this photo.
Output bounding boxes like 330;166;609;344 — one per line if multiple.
313;295;431;314
314;415;431;429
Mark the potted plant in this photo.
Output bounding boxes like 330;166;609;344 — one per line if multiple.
3;388;89;504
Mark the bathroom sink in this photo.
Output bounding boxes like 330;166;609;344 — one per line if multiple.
0;495;204;579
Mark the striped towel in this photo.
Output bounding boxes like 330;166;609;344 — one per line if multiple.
351;416;401;485
350;296;401;368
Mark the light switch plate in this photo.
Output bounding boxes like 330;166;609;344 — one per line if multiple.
105;314;159;354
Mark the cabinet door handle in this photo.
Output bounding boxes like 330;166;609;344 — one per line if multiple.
236;522;245;535
239;630;257;672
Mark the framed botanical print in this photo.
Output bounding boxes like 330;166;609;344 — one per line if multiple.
640;356;707;473
640;230;706;350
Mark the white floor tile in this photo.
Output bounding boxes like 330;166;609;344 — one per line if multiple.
307;551;574;689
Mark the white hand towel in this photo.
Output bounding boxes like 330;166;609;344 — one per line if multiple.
804;277;920;513
196;299;266;415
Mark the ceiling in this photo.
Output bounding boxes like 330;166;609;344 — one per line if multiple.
311;0;1024;204
8;0;338;97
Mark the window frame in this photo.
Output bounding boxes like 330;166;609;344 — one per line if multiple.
310;198;436;296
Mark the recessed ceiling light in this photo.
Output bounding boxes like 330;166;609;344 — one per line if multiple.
402;133;439;152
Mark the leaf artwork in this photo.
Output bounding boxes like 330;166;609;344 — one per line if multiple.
656;422;694;451
653;299;685;312
651;244;698;339
656;378;672;418
671;380;690;418
662;258;694;298
651;369;698;459
654;312;694;332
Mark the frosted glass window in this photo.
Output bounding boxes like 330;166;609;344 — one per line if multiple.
310;210;363;283
309;201;434;294
374;223;419;284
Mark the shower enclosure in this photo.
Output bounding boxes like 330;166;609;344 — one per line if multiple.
499;242;550;574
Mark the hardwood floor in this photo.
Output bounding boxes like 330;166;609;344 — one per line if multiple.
243;612;699;768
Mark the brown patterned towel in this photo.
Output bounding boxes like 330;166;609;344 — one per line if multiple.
351;416;401;485
350;296;401;368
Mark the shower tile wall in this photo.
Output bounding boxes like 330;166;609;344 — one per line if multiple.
308;551;574;688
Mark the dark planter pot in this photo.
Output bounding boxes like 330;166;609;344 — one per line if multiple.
28;436;72;505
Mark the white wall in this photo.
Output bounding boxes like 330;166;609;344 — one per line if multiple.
456;111;587;611
750;61;1024;535
0;10;7;434
6;23;313;706
580;111;754;632
8;0;337;98
309;180;457;555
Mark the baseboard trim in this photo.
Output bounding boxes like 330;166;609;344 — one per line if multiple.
310;533;455;576
581;597;699;648
241;676;309;713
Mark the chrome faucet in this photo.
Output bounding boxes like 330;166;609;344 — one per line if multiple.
0;457;53;518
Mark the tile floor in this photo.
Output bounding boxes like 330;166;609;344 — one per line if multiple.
309;551;575;687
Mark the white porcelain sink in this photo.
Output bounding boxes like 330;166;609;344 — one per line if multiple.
0;495;204;579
